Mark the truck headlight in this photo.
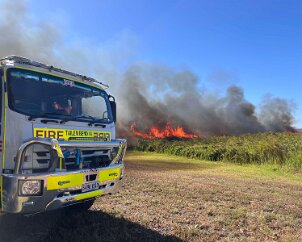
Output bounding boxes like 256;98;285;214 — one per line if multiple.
19;180;43;196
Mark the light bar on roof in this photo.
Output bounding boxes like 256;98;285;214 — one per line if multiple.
0;55;109;89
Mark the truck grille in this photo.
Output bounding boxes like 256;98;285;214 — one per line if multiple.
22;144;114;173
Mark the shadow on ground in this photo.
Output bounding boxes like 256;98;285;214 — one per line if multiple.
0;209;183;242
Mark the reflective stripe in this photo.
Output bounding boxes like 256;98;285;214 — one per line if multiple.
75;190;103;201
47;173;84;190
98;168;121;182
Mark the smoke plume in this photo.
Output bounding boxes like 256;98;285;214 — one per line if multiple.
0;0;297;138
117;65;296;137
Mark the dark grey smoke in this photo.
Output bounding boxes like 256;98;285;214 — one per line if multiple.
0;0;297;138
259;97;296;132
118;64;296;137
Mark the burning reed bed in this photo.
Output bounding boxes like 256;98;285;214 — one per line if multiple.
134;132;302;169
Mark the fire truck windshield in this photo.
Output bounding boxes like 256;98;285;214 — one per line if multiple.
7;68;112;123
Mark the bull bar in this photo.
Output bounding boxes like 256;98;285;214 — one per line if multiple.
2;138;127;214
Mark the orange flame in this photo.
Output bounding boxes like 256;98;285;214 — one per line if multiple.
130;122;200;139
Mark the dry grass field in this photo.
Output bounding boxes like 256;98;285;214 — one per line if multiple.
1;151;302;242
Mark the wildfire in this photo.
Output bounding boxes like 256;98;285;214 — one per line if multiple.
130;122;200;139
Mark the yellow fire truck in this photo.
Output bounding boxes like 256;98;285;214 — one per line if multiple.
0;56;127;214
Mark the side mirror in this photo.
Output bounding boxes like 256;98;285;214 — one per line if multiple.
109;95;116;123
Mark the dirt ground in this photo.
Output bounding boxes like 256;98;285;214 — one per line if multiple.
1;151;302;242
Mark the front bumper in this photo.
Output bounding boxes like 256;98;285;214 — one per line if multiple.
2;138;127;214
2;164;124;214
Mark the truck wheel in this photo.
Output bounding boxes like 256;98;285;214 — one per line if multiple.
67;199;95;212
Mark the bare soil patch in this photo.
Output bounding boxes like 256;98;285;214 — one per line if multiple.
97;152;302;241
1;151;302;242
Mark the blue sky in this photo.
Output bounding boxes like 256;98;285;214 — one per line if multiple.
29;0;302;126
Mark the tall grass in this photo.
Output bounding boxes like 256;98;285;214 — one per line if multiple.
134;132;302;169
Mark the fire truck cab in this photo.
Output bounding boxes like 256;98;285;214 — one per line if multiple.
0;56;127;214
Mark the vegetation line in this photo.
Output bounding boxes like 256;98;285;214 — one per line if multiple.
134;132;302;170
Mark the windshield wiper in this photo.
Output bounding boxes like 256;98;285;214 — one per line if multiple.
28;114;43;121
88;119;109;127
75;114;96;120
41;119;59;124
75;114;98;126
28;112;72;122
55;114;95;124
75;115;108;126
